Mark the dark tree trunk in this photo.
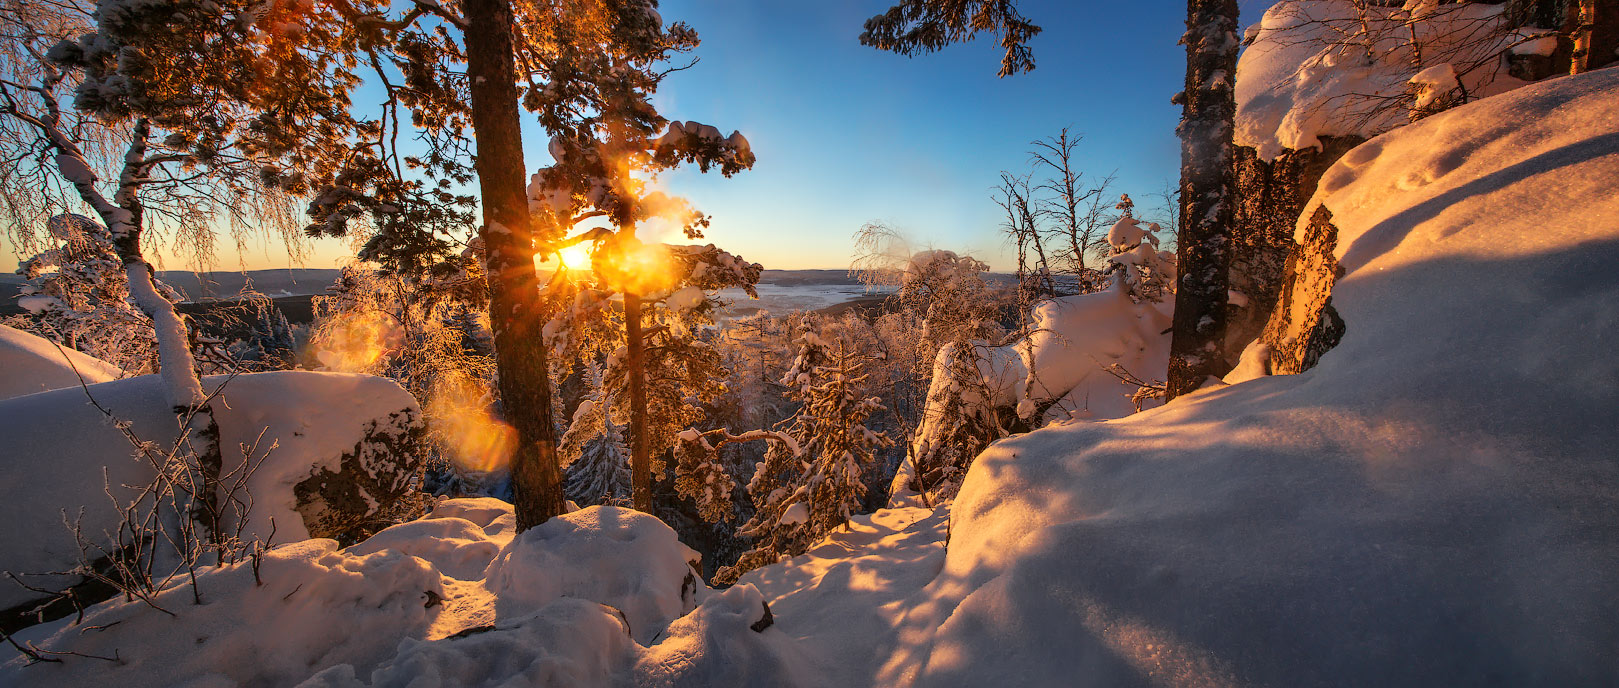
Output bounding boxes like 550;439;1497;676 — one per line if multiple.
464;0;564;530
624;290;652;512
1168;0;1240;399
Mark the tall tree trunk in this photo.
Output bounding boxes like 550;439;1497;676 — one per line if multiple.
624;289;651;512
1168;0;1240;400
464;0;565;530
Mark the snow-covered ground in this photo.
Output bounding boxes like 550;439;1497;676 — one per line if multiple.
3;503;810;688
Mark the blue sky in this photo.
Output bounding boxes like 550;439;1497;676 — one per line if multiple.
7;0;1274;273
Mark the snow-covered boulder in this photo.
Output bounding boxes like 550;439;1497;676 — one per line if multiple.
878;67;1619;685
633;583;814;687
302;598;637;688
0;323;122;400
0;371;422;612
1235;0;1527;161
1020;279;1172;421
485;505;703;644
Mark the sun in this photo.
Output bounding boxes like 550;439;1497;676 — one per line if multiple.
557;242;593;270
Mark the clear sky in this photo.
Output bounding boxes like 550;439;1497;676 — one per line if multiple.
4;0;1274;273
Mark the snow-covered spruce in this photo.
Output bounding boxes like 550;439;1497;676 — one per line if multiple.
716;323;892;585
5;214;173;376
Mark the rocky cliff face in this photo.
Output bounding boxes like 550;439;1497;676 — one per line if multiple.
1260;205;1345;375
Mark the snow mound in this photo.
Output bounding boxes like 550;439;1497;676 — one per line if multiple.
881;69;1619;686
0;324;122;400
633;583;815;687
912;278;1172;454
301;598;636;688
0;371;419;610
1021;280;1172;422
485;505;702;644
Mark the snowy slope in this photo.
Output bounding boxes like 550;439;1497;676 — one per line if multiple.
866;68;1619;686
0;324;122;400
0;371;418;610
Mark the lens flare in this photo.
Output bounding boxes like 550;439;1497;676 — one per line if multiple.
594;235;680;295
309;310;400;373
428;376;517;473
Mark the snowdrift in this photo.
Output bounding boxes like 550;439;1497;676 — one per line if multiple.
0;371;419;611
875;67;1619;686
0;324;122;400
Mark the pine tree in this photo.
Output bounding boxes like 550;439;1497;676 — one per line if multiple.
861;0;1042;77
1103;194;1177;303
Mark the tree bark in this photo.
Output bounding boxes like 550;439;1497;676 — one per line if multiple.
1168;0;1240;399
464;0;565;530
624;289;652;512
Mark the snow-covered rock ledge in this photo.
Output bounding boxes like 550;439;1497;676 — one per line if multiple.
0;371;424;615
875;67;1619;686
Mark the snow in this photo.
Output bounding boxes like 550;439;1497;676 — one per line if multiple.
776;501;808;526
0;324;123;400
1408;63;1460;109
736;507;948;685
4;502;810;688
663;285;705;311
0;371;420;609
1105;216;1151;249
1510;29;1558;57
483;506;701;645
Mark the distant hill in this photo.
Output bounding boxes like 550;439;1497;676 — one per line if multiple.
0;268;869;317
